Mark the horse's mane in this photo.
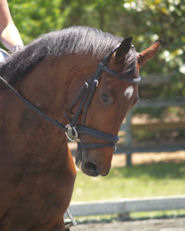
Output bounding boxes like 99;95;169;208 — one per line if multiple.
0;26;136;87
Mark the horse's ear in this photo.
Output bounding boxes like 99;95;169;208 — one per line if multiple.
115;37;133;63
138;40;163;66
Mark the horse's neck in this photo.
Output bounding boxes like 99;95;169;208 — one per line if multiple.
0;57;72;160
17;58;69;119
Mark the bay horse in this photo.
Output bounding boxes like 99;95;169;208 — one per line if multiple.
0;26;162;231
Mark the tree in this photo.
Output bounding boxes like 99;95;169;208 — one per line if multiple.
8;0;185;97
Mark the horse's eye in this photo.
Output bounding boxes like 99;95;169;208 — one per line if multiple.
101;94;109;103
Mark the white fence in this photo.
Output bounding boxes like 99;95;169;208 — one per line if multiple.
69;196;185;217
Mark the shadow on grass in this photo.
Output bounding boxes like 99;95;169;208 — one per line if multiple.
75;213;185;225
107;162;185;179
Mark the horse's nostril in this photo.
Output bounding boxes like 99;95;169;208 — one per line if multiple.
85;162;97;172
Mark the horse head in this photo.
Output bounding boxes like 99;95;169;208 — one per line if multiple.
67;37;162;177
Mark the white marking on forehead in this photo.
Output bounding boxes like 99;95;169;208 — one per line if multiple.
124;86;134;100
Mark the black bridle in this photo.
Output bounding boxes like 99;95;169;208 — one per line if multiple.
0;44;141;152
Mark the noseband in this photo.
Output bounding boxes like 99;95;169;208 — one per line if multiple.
0;44;141;152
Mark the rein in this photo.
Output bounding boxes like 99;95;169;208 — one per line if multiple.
0;44;141;152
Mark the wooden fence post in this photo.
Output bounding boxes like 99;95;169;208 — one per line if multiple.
124;110;133;167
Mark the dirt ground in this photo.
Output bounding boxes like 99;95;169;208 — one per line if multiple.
111;150;185;167
72;217;185;231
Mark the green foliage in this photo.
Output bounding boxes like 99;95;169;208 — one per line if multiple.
7;0;185;97
8;0;63;44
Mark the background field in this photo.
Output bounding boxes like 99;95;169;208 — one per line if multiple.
71;152;185;219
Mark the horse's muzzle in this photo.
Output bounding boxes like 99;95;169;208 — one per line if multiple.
82;161;100;177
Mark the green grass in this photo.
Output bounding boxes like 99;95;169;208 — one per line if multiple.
72;162;185;202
